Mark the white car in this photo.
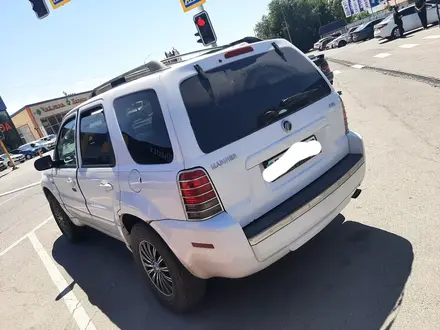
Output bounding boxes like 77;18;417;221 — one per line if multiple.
327;33;350;49
37;134;57;151
314;36;335;50
374;3;439;39
34;38;366;313
0;153;25;167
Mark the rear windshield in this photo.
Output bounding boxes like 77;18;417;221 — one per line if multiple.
180;47;332;154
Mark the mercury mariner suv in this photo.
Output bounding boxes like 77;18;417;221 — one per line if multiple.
34;37;366;313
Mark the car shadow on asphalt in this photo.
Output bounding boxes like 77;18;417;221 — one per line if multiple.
52;215;414;330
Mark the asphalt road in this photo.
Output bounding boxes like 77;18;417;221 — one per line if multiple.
2;29;440;329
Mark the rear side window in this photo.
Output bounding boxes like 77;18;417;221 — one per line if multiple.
180;47;332;154
113;90;173;165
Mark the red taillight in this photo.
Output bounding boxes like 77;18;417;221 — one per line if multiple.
340;96;349;134
321;63;330;72
178;168;223;220
224;46;254;59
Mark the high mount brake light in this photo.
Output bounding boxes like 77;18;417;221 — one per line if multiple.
178;168;223;220
224;46;254;59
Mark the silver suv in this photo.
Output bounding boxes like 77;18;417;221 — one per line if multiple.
35;37;365;313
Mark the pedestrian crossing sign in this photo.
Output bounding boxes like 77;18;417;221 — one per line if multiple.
180;0;206;13
48;0;71;10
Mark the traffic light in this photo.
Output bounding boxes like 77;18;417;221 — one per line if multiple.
193;11;217;46
28;0;50;19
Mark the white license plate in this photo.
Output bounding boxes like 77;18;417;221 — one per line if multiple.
264;135;317;169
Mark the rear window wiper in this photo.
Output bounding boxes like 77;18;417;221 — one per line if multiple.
279;88;321;107
194;64;216;102
258;87;324;127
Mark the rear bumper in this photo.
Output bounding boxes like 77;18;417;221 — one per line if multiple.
152;131;365;279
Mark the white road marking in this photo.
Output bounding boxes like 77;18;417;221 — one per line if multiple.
333;70;342;75
0;189;27;207
423;35;440;39
399;44;418;49
0;216;52;257
0;181;41;198
374;53;392;58
28;232;97;330
351;64;365;69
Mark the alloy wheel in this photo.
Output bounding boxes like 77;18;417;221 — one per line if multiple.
139;240;173;296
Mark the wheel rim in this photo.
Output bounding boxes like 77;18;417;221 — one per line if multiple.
26;155;31;159
394;29;400;37
139;240;173;296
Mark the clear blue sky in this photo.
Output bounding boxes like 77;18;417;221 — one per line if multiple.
1;0;270;115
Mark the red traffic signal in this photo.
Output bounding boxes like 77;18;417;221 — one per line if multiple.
197;17;206;27
193;11;217;46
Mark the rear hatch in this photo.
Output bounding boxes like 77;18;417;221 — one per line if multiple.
178;41;349;227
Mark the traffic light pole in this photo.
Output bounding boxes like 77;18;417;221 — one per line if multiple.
198;4;217;48
0;139;16;170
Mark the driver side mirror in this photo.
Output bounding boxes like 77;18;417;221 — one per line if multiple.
34;155;56;171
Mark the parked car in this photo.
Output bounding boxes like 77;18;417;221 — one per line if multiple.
35;37;365;313
327;32;351;49
347;26;361;43
37;134;57;151
374;3;439;39
308;53;334;84
352;19;384;42
13;142;44;159
0;153;25;167
314;36;335;50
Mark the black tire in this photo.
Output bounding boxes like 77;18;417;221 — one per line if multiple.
25;154;32;160
392;27;401;39
7;161;11;167
131;222;206;313
338;40;347;48
47;194;86;243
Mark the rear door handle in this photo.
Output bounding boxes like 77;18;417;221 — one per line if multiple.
99;181;114;191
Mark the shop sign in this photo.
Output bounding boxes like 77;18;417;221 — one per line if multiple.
0;121;13;132
34;97;88;116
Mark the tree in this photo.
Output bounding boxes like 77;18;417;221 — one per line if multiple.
254;0;348;52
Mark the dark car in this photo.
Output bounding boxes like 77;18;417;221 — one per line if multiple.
308;54;333;84
11;142;43;160
352;19;384;42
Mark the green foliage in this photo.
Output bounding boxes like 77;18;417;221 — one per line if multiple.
254;0;354;52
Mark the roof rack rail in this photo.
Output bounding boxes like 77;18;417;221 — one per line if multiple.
89;37;264;98
90;60;168;97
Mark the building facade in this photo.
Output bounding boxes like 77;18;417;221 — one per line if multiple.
11;91;90;143
0;96;23;151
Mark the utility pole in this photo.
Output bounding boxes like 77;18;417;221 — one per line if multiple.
198;4;217;47
281;3;293;43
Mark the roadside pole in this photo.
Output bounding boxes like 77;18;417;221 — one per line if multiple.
0;139;16;171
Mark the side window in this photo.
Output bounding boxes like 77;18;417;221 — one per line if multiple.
113;90;173;165
402;8;414;16
56;117;77;168
79;107;115;167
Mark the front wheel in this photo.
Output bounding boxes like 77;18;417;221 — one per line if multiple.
48;195;86;243
25;154;32;160
392;27;401;39
131;223;206;313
